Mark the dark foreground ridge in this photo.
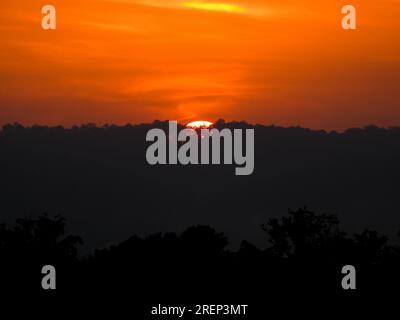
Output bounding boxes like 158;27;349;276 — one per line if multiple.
1;208;399;315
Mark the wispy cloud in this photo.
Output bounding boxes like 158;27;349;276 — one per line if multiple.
183;1;246;14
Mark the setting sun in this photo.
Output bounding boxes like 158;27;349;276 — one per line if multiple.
186;121;214;129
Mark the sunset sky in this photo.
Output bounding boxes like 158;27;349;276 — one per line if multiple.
0;0;399;130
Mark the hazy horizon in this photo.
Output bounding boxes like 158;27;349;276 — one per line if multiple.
1;118;400;133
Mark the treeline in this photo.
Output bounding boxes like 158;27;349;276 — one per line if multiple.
2;208;400;298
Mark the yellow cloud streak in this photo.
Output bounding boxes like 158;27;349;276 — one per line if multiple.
183;1;245;13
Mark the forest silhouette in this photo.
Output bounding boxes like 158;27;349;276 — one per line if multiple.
1;208;400;303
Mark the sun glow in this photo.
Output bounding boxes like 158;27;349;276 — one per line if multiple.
183;1;245;13
186;120;214;129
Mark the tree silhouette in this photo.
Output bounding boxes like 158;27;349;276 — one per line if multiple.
262;207;345;259
0;214;82;292
353;229;388;263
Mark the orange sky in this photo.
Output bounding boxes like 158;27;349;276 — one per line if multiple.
0;0;399;130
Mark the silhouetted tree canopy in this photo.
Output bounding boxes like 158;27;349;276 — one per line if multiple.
262;207;344;259
1;208;400;308
0;214;82;262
